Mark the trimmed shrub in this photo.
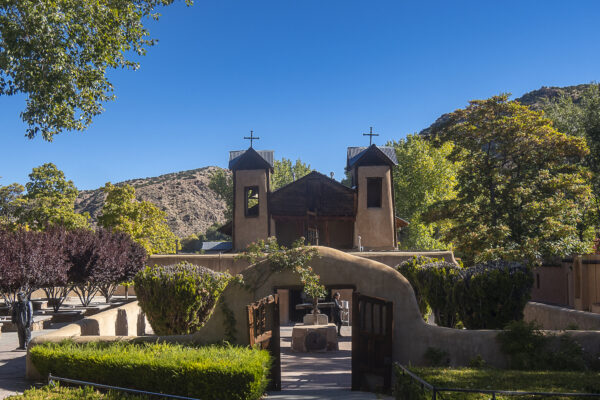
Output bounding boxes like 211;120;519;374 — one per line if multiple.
454;261;533;329
29;341;271;400
134;262;235;335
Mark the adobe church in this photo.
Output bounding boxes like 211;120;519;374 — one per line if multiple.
225;138;404;252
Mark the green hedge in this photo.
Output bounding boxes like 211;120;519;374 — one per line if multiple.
454;261;533;329
397;258;533;329
134;262;235;335
394;366;600;400
29;341;271;400
7;385;148;399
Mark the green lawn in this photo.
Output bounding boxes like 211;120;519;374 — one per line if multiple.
395;366;600;400
6;385;148;399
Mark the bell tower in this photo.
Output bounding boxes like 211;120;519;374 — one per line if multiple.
229;143;274;251
347;142;398;250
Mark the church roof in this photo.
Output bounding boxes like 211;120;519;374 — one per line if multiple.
270;171;355;217
228;148;274;170
346;145;398;170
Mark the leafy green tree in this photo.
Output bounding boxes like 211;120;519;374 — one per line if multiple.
541;84;600;240
272;158;312;190
98;183;177;255
0;182;24;228
0;0;190;140
16;163;89;230
389;135;457;250
428;94;593;265
208;169;233;220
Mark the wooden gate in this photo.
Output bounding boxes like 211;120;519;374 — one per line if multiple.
351;292;393;392
247;294;281;391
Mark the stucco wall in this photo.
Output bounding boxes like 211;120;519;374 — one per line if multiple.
195;247;509;367
524;301;600;330
354;166;395;250
349;250;457;268
233;169;270;250
149;254;250;275
531;264;572;307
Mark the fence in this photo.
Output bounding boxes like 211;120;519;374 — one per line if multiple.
396;364;600;399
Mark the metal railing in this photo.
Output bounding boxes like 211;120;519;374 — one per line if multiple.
396;364;600;399
48;374;202;400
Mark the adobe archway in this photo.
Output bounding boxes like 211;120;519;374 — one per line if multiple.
195;246;507;367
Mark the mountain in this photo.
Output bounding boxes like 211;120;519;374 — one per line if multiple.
75;166;228;239
421;83;595;135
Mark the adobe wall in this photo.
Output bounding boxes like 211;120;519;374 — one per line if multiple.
348;250;457;268
195;247;507;367
524;301;600;330
531;264;572;307
149;254;250;275
354;166;395;250
233;169;270;250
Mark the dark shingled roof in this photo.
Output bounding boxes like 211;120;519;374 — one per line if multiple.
228;148;274;170
346;145;398;169
201;241;233;253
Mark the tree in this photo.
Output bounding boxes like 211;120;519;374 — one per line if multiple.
0;228;65;306
0;0;190;140
427;94;593;265
208;169;233;220
0;182;24;228
388;135;457;250
272;158;312;190
98;183;177;254
94;229;147;303
541;84;600;241
16;163;89;230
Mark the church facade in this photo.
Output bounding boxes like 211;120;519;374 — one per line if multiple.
227;144;402;251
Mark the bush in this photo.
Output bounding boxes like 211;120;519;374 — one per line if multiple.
398;257;460;327
7;385;148;399
453;260;533;329
423;347;450;367
134;262;235;335
29;341;271;400
497;320;589;371
397;256;435;317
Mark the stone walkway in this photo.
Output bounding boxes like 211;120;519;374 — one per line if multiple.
0;330;54;399
266;325;392;400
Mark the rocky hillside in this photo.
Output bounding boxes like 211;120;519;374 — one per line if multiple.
421;83;595;135
75;166;227;239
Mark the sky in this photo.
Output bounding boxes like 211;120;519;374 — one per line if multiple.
1;0;599;190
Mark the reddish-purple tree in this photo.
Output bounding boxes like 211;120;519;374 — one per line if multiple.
66;228;101;307
39;227;70;312
95;229;146;303
67;228;146;306
0;229;66;307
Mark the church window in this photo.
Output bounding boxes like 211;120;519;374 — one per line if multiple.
245;186;259;217
367;178;382;208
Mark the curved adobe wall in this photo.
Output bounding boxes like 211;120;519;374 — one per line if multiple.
195;246;508;367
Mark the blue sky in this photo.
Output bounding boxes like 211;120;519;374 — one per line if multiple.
1;0;599;190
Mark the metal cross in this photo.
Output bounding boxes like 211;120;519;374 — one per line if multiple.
244;130;260;148
363;126;379;145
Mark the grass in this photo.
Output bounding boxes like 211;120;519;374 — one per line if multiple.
395;366;600;400
6;385;149;399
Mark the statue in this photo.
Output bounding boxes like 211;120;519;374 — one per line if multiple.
12;292;33;350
